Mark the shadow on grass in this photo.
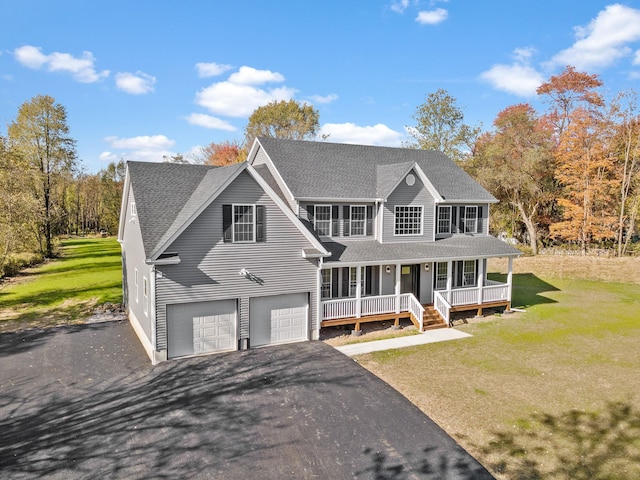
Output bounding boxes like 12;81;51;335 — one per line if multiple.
476;402;640;480
489;273;559;309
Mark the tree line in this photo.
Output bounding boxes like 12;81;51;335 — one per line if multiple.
1;66;638;276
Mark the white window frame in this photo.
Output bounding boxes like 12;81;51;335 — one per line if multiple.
437;206;451;235
143;276;149;316
233;204;255;243
435;262;448;290
349;266;366;297
314;205;332;237
134;268;139;304
394;206;423;236
350;205;367;236
462;206;478;234
321;269;332;299
462;260;476;287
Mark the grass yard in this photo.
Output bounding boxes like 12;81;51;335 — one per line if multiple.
0;237;122;332
356;257;640;480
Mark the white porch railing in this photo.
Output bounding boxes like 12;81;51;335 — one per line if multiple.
433;291;451;326
448;283;509;306
322;293;424;330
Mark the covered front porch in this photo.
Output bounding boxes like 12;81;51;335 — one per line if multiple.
319;257;514;331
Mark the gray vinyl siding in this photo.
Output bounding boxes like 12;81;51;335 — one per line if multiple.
382;169;436;243
381;264;396;295
121;186;153;342
419;263;433;304
252;146;297;211
154;170;318;351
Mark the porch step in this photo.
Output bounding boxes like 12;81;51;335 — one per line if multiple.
421;305;447;331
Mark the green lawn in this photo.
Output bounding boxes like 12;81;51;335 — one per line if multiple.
0;237;122;330
358;271;640;480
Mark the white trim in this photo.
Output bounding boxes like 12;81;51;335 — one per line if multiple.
382;163;443;203
247;139;298;204
297;196;382;203
232;204;257;243
440;198;499;204
128;308;154;362
393;205;424;236
117;167;132;241
148;255;181;265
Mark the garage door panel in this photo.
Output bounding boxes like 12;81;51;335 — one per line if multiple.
250;293;308;347
167;300;237;359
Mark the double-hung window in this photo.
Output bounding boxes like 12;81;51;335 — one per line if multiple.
462;206;478;233
437;206;451;234
321;269;332;299
435;262;448;290
462;260;476;287
223;204;265;243
394;206;423;236
350;206;366;236
349;266;366;297
314;205;332;236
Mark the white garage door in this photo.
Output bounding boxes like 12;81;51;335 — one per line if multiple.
249;293;308;347
167;299;237;359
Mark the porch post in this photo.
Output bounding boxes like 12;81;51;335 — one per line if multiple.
477;258;484;305
355;266;362;318
446;260;453;303
395;263;401;313
506;257;514;312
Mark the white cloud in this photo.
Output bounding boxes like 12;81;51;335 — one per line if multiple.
195;62;233;78
479;63;544;97
14;45;109;83
227;66;285;85
185;113;237;131
194;65;294;117
633;49;640;65
99;151;118;163
549;4;640;70
115;71;156;94
391;0;409;13
319;123;403;146
513;47;536;62
103;135;177;162
416;8;448;25
307;93;338;104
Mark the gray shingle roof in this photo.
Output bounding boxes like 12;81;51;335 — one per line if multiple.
257;137;495;202
322;236;520;265
127;161;244;259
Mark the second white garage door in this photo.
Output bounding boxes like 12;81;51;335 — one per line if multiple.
167;299;237;359
249;293;308;347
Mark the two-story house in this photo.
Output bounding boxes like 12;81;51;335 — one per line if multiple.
119;137;520;363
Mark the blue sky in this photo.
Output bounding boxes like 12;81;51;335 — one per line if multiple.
2;1;640;172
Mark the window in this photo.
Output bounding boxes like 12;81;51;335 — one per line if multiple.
349;266;366;296
321;269;332;299
462;206;478;233
223;205;265;243
437;206;451;234
350;206;366;236
394;206;423;235
314;205;332;236
435;262;448;290
134;268;139;303
143;276;148;316
462;260;476;286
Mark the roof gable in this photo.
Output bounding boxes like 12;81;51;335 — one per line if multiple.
256;137;495;202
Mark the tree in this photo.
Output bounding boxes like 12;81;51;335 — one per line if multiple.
537;66;604;138
8;95;77;258
196;140;247;166
471;104;556;254
550;107;617;253
244;99;320;147
406;89;481;163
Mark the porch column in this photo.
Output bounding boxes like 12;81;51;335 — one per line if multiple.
506;257;514;312
355;266;362;318
446;260;453;303
395;263;401;313
477;258;484;305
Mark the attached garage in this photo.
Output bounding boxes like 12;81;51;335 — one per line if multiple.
249;293;309;347
167;299;237;359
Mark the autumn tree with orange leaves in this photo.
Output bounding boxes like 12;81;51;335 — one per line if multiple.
195;140;246;166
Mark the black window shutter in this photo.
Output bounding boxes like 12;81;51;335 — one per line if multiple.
306;204;314;223
477;206;483;233
223;204;232;243
451;207;457;234
342;267;350;297
343;206;350;237
365;266;373;295
331;268;339;298
256;205;266;242
456;261;463;287
458;207;465;233
332;206;339;236
366;206;373;236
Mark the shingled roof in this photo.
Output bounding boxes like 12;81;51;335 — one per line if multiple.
255;137;496;202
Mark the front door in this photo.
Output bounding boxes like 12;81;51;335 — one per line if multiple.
400;264;420;298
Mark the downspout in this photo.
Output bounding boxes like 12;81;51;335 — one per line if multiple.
316;257;323;341
150;265;157;364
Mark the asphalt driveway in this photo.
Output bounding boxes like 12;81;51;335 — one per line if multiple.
0;320;493;479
